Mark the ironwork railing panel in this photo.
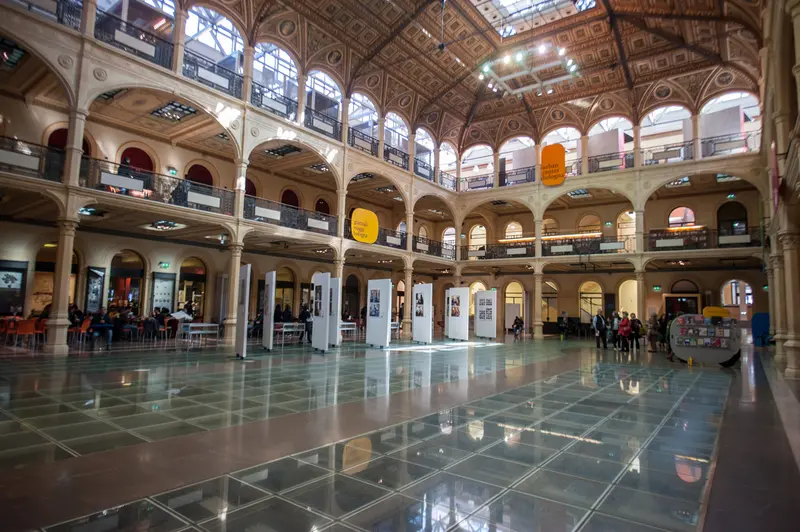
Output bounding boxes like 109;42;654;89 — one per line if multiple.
182;49;242;98
11;0;81;30
95;9;173;69
0;136;64;182
439;170;456;190
503;166;535;186
414;158;434;181
304;108;342;140
643;141;694;165
701;131;761;157
588;151;635;173
250;81;297;120
461;173;493;190
348;128;379;156
384;144;409;170
244;196;336;235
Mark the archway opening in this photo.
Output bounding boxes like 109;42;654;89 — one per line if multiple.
666;279;701;319
418;225;428;239
396;280;406;321
253;43;299;118
275;267;295;320
469;281;487;318
721;280;753;321
343;274;360;321
505;221;523;240
579;281;602;323
120;147;154;172
668;206;696;228
542;281;559;323
185;6;244;71
439;142;458;189
281;189;300;207
385;112;409;154
505;282;524;328
700;92;761;155
577;214;602;233
349;93;379;140
178;257;206;319
315;198;331;214
414;128;436;175
469;224;487;251
618;279;638;317
499;136;535;184
185;164;214;187
542;127;581;175
305;70;342;120
717;201;748;235
109;250;145;314
33;243;78;315
245;177;257;196
641;105;692;163
460;144;494;189
47;129;91;156
587;117;634;171
617;210;636;251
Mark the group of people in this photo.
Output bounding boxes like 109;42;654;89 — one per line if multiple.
592;309;643;352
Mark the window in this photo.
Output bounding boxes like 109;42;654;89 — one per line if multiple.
385;112;409;152
349;93;379;138
469;225;487;249
253;44;298;99
443;227;456;246
397;221;407;234
668;207;696;228
461;145;493;175
305;71;341;119
439;143;458;173
542;218;559;235
717;202;747;235
415;129;435;165
418;226;428;239
577;214;602;233
499;137;535;170
281;189;299;207
505;221;523;239
579;281;602;323
185;7;244;64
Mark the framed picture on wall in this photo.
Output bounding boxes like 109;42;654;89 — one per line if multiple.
0;260;26;316
84;267;106;314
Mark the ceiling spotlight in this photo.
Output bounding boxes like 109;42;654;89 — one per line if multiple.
515;52;523;62
558;47;566;56
493;87;498;92
503;55;510;64
482;64;489;72
567;58;574;66
570;64;577;72
488;82;493;88
478;73;484;80
536;90;543;97
546;87;554;94
538;44;546;54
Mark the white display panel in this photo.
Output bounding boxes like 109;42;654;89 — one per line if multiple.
311;272;330;353
329;277;342;347
447;287;470;341
235;264;251;359
262;271;276;351
366;279;392;347
505;303;521;330
474;290;497;339
412;283;433;344
444;289;450;337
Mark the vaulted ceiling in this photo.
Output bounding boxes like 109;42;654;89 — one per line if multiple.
193;0;762;150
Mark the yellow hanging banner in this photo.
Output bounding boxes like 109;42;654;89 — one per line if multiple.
351;208;379;244
540;144;567;186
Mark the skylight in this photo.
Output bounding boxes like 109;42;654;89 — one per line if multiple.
474;0;596;37
666;177;691;188
264;145;301;158
150;101;197;122
716;174;741;183
567;189;591;198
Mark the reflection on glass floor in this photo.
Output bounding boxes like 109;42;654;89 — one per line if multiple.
0;340;560;471
44;363;730;532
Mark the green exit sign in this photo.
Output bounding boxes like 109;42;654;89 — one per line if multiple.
653;285;662;292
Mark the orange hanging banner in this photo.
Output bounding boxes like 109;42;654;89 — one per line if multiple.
540;144;567;186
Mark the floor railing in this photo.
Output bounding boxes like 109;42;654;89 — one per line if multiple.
304;108;342;141
182;49;243;98
348;128;379;156
384;144;409;170
11;0;81;30
250;81;297;121
95;9;173;70
0;136;64;182
244;196;337;235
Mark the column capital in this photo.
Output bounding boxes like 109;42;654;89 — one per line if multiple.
770;253;785;269
779;232;800;250
57;218;79;234
533;272;543;280
635;271;645;281
226;243;244;254
70;109;89;121
333;258;345;266
234;158;249;168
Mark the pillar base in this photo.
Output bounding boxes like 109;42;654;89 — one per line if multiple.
534;323;543;339
402;319;412;340
223;320;237;345
43;343;70;356
783;339;800;378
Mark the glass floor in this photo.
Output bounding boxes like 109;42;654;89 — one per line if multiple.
41;362;730;532
0;340;564;471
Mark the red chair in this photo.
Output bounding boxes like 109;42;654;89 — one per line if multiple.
35;319;47;346
68;318;92;346
10;319;37;350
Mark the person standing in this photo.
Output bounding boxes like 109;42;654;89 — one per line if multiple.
559;311;568;340
298;304;312;343
282;304;293;323
647;313;660;352
619;311;631;352
593;309;608;349
630;313;642;350
611;311;621;350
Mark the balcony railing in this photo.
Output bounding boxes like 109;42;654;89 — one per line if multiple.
643;141;694;165
542;233;634;256
701;132;761;157
565;157;581;176
250;81;297;121
588;151;635;173
11;0;81;30
461;173;493;190
345;221;407;250
414;158;434;181
182;49;242;98
304;108;342;141
413;236;455;259
0;136;64;182
94;9;173;70
648;227;762;251
78;157;235;215
348;128;379;156
502;166;535;186
439;170;456;190
384;145;409;170
244;196;336;235
463;242;535;260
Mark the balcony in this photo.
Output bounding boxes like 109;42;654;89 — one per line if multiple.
12;0;81;30
414;158;434;181
463;242;535;260
461;173;493;191
79;157;235;216
647;227;762;251
0;137;64;182
502;166;535;186
182;49;242;99
701;132;761;157
643;141;694;165
565;157;581;176
414;236;456;260
384;145;409;170
588;151;635;174
95;10;173;70
348;128;379;156
250;82;297;121
439;170;457;190
542;233;634;257
345;221;407;250
304;108;342;141
244;196;336;236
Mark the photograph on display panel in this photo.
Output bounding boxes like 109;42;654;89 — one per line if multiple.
369;289;380;317
451;295;461;317
415;292;424;317
314;285;323;317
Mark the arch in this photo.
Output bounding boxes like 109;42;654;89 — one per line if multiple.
717;201;748;234
643;172;766;207
498;135;535;155
384;112;409;152
343;273;361;319
541;186;636;214
397;221;407;234
346;170;409;207
460;144;493;172
185;163;215;186
245;177;257;196
117;143;158;173
587;116;634;136
46;128;91;157
616;210;636;251
417;225;428;239
720;279;754;320
33;243;80;313
540;126;581;145
178;256;208;318
618;278;638;316
541;278;559;322
274;266;297;314
305;70;343;120
252;42;299;99
314;197;331;214
639;103;693;126
671;279;699;293
699;91;760;116
577;214;602;233
184;4;245;58
578;280;603;323
542;217;559;235
505;281;525;321
668;206;696;228
0;33;75;107
504;221;523;239
349;92;380;138
469;224;487;249
108;249;146;313
439;141;458;173
469;281;487;317
442;227;456;246
414;127;436;166
281;188;300;207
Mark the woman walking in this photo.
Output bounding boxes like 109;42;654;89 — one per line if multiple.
619;311;631;352
647;313;659;352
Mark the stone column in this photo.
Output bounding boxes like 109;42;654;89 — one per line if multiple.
492;151;500;188
772;254;787;346
533;272;543;339
171;8;188;74
766;263;776;335
233;159;247;219
632;125;642;167
408;131;416;165
223;243;243;343
63;111;87;186
403;268;413;338
336;188;347;237
334;258;344;281
296;72;307;125
635;209;645;252
456;162;462;191
534;219;543;258
580;135;589;175
780;233;800;377
44;219;79;355
341;96;350;144
788;2;800;107
534;143;542;178
377;116;386;160
406;210;414;252
242;45;254;104
80;0;98;36
433;146;440;182
691;114;702;160
636;270;646;319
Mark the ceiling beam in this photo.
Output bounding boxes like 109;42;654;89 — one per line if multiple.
601;0;633;90
612;10;761;46
346;0;439;96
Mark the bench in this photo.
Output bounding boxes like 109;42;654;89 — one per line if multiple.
181;322;219;347
340;322;358;341
274;322;306;348
390;321;401;339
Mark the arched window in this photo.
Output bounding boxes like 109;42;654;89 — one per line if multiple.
469;281;487;317
542;281;559;322
668;207;696;228
418;225;428;239
439;142;458;172
721;280;753;314
443;227;456;246
617;211;636;252
671;279;699;293
460;145;493;175
542;127;580;174
505;221;523;240
120;147;153;172
542;217;559;235
701;92;761;137
397;221;407;234
349;93;379;138
315;199;330;214
578;214;602;233
253;44;298;101
385;112;409;152
469;225;486;249
109;250;145;314
717;201;748;235
579;281;602;323
415;128;435;166
305;71;342;120
499;136;535;171
245;178;257;196
48;129;90;156
588;117;634;152
185;7;244;68
505;282;524;321
618;279;638;316
179;257;207;318
186;164;214;186
281;189;299;207
275;267;295;311
641;106;691;149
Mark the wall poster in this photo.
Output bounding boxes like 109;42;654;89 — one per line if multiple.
314;284;323;317
369;289;380;317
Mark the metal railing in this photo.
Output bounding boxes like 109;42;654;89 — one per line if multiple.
11;0;81;30
384;145;409;170
304;108;342;140
94;9;173;70
502;166;535;186
565;157;581;176
0;136;64;182
461;173;493;190
588;151;635;173
541;233;635;256
643;141;694;165
648;227;762;251
344;221;407;250
462;242;535;260
414;158;434;181
244;196;336;235
250;81;297;120
439;170;456;190
78;157;235;215
348;128;379;156
701;131;761;157
413;236;456;259
182;49;243;98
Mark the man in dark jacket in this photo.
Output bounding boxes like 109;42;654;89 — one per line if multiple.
298;304;312;343
91;307;113;350
593;309;608;349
